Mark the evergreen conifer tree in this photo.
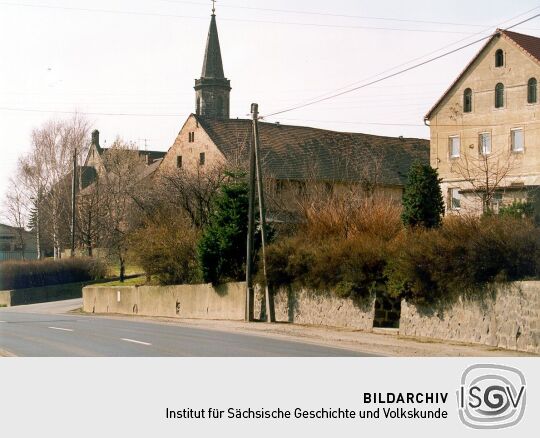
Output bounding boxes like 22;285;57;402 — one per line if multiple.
401;161;444;228
198;173;249;284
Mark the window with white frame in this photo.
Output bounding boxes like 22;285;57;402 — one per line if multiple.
490;192;503;213
511;128;524;152
479;132;491;155
448;135;460;158
449;188;461;210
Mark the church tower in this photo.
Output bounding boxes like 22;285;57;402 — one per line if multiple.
194;6;231;118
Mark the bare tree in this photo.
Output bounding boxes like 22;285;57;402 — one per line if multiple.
2;178;30;258
19;115;91;258
76;178;107;257
453;149;517;213
158;164;227;229
100;138;147;281
17;140;50;259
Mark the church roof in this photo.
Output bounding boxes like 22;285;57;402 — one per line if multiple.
201;14;225;79
195;115;429;186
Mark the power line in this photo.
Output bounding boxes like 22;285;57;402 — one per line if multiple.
0;107;182;117
261;12;540;119
266;5;540;115
267;118;426;127
0;1;480;34
264;117;540;132
153;0;497;28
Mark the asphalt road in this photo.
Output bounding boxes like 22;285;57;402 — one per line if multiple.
0;300;372;357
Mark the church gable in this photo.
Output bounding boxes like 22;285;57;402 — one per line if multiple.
158;114;227;174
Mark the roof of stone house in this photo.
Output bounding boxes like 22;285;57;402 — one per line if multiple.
195;115;429;186
79;166;98;189
138;158;164;180
502;29;540;62
99;148;166;162
425;29;540;120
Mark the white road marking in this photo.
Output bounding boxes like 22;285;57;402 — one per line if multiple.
48;326;74;332
121;338;151;346
0;321;6;323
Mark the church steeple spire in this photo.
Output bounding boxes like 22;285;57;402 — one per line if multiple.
194;6;231;119
201;12;224;79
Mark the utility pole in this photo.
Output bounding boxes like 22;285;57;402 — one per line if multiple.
70;148;77;258
245;107;257;322
250;103;275;322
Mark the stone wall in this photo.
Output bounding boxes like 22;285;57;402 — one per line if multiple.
83;282;246;321
254;287;375;331
400;281;540;354
0;282;84;307
0;290;11;306
85;283;375;330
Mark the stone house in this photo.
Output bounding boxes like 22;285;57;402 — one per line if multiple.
157;11;429;215
83;129;166;185
425;29;540;215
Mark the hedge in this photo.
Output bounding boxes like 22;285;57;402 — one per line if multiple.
0;258;107;290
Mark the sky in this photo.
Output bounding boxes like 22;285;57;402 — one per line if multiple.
1;0;540;209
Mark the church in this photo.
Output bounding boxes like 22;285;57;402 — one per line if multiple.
81;9;430;206
156;9;430;204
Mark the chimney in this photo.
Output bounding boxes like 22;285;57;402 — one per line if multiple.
91;130;100;147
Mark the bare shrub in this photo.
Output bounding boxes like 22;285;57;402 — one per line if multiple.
298;189;402;241
129;211;201;285
263;191;399;297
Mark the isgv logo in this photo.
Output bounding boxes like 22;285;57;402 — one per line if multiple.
457;364;526;429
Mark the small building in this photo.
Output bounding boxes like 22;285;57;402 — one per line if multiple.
0;223;38;261
425;29;540;215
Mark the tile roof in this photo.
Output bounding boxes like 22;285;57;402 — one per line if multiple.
138;158;164;180
99;148;166;162
79;166;98;189
196;115;429;186
502;29;540;62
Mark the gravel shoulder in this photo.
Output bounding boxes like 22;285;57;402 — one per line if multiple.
72;310;533;357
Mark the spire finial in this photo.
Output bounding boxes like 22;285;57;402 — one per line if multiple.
212;0;216;15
